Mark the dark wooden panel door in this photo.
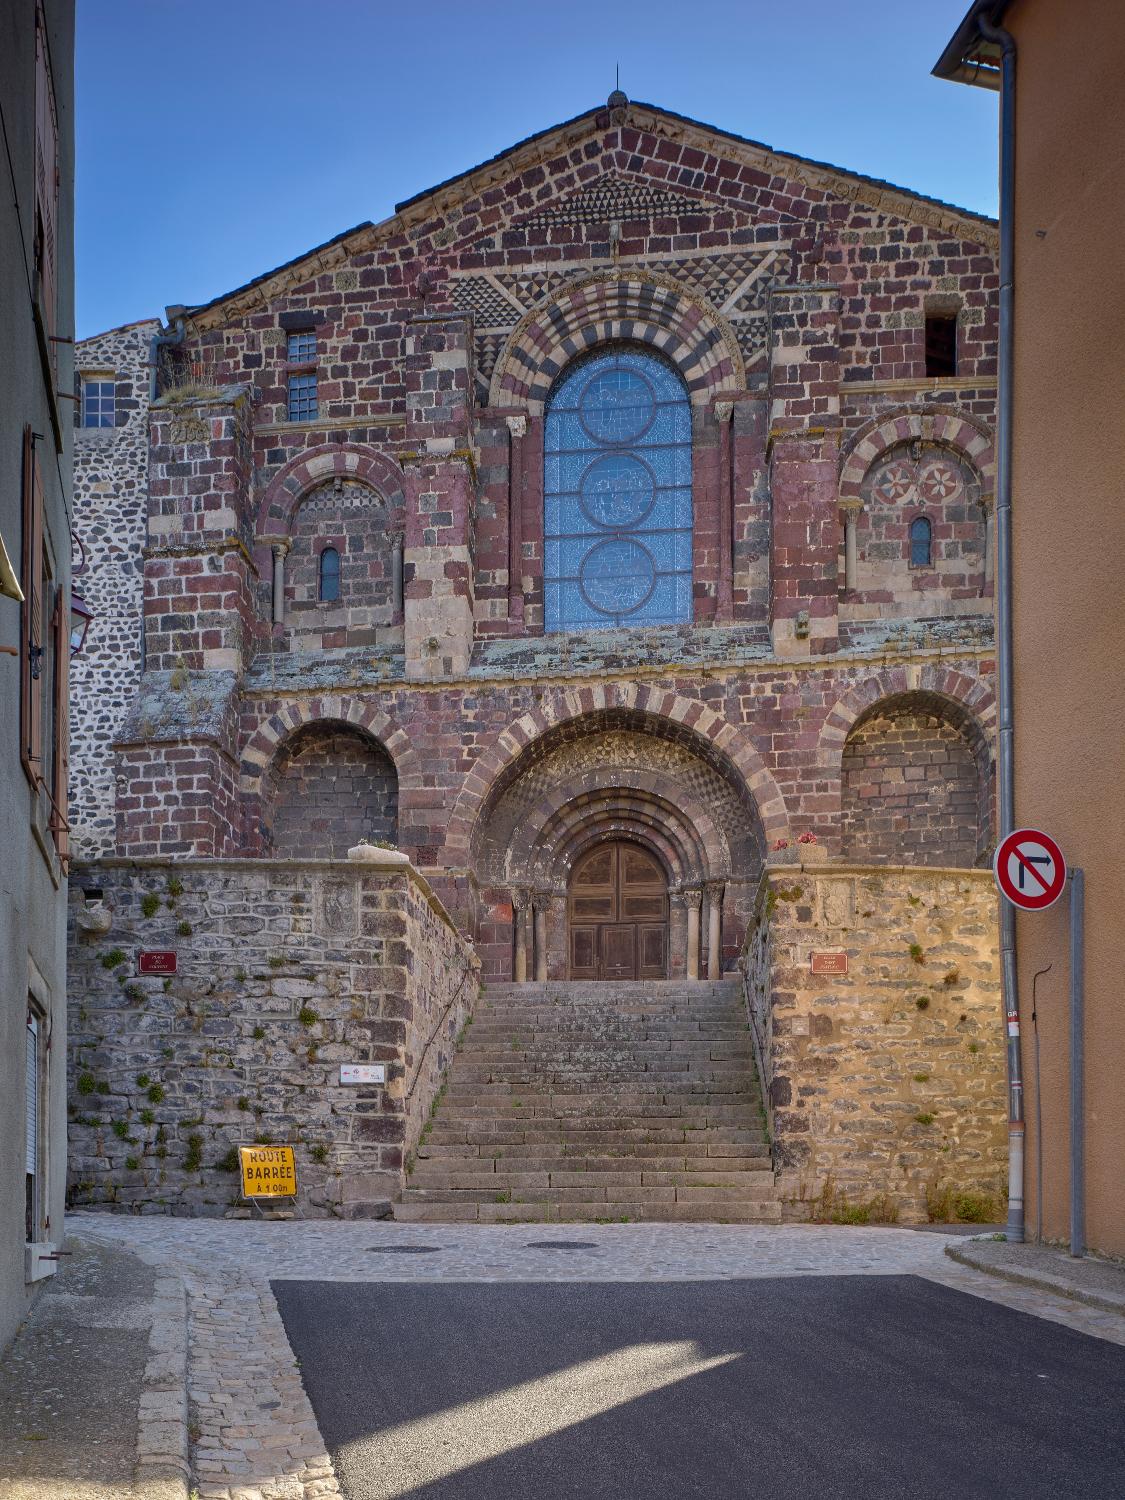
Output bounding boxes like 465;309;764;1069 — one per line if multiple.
567;841;668;980
601;924;637;981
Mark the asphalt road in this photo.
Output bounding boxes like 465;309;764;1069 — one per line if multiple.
273;1273;1125;1500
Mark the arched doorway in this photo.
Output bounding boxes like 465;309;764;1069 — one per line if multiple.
568;840;668;980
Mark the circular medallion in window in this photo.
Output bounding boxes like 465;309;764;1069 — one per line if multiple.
875;459;916;503
918;459;964;503
579;537;657;616
579;366;657;445
579;454;655;530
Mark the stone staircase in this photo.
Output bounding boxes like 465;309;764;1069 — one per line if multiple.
397;979;780;1224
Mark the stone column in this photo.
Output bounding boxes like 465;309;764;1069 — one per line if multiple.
271;541;289;626
706;880;725;979
685;888;702;981
391;532;404;624
714;400;735;622
506;414;526;624
512;888;530;982
767;284;842;657
533;892;549;983
840;500;861;593
981;498;994;588
401;311;476;681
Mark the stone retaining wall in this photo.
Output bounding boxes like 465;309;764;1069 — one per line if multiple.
67;858;477;1217
744;859;1006;1223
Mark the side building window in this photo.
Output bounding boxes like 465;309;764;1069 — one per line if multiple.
543;348;693;632
81;375;115;428
19;426;69;859
25;1008;45;1243
287;330;318;421
910;516;933;568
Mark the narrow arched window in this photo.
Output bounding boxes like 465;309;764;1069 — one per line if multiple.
543;348;692;632
910;516;932;568
318;546;340;602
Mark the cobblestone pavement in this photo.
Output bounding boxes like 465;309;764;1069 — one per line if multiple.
68;1214;1125;1500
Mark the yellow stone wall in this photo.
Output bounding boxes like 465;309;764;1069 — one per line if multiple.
745;858;1006;1224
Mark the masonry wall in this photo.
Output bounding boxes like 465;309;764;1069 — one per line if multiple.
745;860;1005;1223
71;320;159;856
66;858;476;1217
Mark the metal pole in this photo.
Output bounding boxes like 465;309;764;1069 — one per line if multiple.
978;12;1025;1243
1031;964;1052;1246
1069;868;1085;1258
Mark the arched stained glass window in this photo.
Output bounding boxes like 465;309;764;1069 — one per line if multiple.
543;349;693;632
318;545;340;602
910;516;932;568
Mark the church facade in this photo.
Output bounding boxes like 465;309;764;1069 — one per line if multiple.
67;97;1007;1222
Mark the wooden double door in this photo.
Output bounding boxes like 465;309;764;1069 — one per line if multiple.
568;840;668;980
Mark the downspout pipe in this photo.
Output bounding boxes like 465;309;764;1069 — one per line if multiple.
149;316;185;402
978;12;1024;1243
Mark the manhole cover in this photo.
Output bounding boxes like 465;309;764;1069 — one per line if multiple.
366;1245;443;1254
525;1240;599;1251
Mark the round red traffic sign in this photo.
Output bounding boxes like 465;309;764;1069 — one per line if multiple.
993;828;1067;911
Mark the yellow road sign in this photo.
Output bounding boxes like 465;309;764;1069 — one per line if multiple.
239;1145;297;1198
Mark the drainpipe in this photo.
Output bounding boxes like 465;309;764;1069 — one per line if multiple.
149;316;185;402
978;12;1024;1243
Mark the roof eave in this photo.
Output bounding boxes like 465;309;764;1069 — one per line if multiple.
933;0;1011;87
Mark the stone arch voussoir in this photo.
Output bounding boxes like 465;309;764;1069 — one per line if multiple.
839;408;995;506
240;695;418;804
256;445;407;540
818;668;996;771
488;270;745;413
448;687;789;867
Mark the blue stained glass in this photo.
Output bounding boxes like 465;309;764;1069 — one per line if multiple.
544;349;693;632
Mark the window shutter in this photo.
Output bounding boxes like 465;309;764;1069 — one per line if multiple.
20;428;45;785
33;9;58;355
51;583;70;860
26;1015;39;1179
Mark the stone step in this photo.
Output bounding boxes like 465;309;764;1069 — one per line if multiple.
407;1168;776;1193
426;1122;774;1140
393;1200;783;1225
417;1141;772;1162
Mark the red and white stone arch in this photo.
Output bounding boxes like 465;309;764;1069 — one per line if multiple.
488;270;745;413
255;444;407;541
839;408;996;506
446;680;790;866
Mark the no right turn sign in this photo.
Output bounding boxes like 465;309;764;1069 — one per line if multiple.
993;828;1067;911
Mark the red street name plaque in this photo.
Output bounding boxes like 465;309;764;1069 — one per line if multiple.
138;950;177;975
810;951;847;976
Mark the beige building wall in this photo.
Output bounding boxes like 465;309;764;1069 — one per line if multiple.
1008;0;1125;1254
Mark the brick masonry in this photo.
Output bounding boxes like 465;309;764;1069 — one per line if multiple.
745;859;1006;1222
68;96;1007;1214
67;859;476;1217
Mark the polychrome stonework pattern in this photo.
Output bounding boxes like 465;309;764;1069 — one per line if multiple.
67;97;1006;1221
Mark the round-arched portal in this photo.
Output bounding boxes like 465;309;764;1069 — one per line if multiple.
472;709;768;981
567;839;669;980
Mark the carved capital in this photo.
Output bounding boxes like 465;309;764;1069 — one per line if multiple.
511;887;530;912
705;880;725;902
684;887;703;910
713;400;734;426
505;414;528;440
271;540;291;559
533;889;552;910
839;497;864;516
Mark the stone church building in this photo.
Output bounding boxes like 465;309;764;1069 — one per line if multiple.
67;96;1006;1224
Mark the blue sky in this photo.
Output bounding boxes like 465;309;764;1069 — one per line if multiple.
75;1;995;339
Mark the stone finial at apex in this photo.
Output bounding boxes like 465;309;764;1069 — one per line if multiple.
607;88;628;110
